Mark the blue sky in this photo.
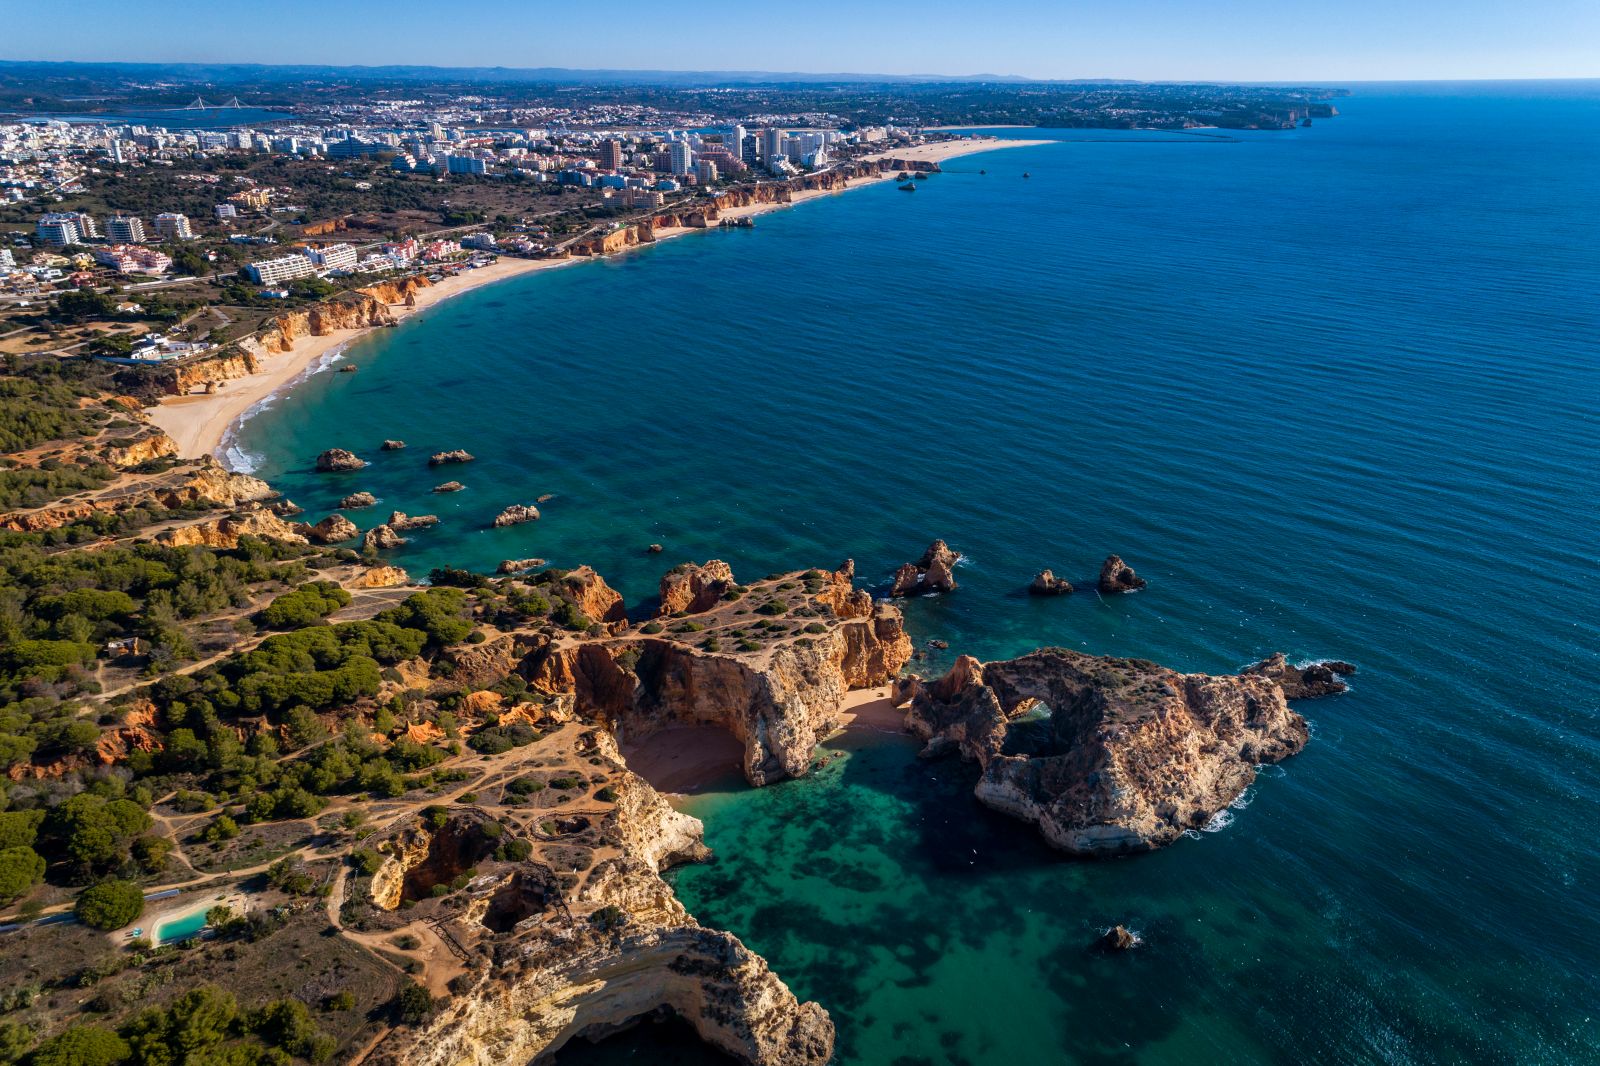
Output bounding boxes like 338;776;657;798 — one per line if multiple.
3;0;1598;81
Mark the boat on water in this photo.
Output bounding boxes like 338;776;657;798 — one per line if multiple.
1023;171;1031;179
979;169;987;175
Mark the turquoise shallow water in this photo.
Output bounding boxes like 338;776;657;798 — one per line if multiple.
236;83;1600;1063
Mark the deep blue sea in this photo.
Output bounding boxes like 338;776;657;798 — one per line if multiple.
236;82;1600;1064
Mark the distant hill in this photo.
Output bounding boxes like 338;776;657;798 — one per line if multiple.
0;59;1145;88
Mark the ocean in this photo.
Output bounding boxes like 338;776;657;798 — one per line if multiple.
234;82;1600;1064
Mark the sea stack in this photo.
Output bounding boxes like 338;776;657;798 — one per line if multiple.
1097;554;1146;593
1029;569;1073;596
389;511;440;531
380;439;407;450
890;540;960;596
429;449;475;466
491;504;540;528
363;524;406;550
315;448;367;472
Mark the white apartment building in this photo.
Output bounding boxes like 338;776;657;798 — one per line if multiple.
245;253;317;285
105;215;147;243
305;243;358;271
153;212;194;240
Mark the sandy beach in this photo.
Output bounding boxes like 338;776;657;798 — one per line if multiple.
621;726;746;795
151;136;1045;462
149;255;571;460
620;686;910;795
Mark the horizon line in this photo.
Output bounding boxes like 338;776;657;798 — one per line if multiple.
1;58;1598;86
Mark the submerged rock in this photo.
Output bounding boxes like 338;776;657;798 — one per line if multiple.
338;491;377;509
303;514;359;544
315;448;367;472
1029;569;1074;596
1094;925;1139;952
432;481;465;493
890;540;960;596
1097;554;1146;594
363;524;406;551
1244;652;1356;699
428;449;475;466
491;504;540;528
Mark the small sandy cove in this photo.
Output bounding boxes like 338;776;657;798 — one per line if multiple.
621;685;907;795
152;136;1046;462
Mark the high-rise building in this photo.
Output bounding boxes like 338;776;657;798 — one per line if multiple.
669;139;693;177
695;159;719;184
761;128;786;163
36;212;95;246
153;213;194;241
727;125;747;159
598;138;624;171
105;215;147;244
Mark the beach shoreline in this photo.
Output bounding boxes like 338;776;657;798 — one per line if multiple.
148;256;570;462
150;135;1046;464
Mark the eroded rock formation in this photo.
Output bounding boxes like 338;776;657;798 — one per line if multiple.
303;514;359;544
890;540;960;596
389;511;439;531
102;431;179;469
316;448;367;472
525;563;911;786
429;449;475;467
1098;554;1146;593
154;508;307;549
1244;653;1356;699
433;481;465;493
658;560;733;615
492;504;539;528
1030;570;1073;596
363;524;405;551
338;492;376;509
906;647;1325;853
368;760;830;1066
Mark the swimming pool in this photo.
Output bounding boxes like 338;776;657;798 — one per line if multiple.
153;906;210;945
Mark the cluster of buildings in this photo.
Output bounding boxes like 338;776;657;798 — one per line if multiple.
35;209;193;248
243;236;471;285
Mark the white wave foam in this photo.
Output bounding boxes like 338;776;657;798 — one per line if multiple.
1201;809;1235;833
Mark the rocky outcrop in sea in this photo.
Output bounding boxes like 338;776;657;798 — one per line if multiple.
890;540;960;596
1097;554;1146;593
904;647;1341;853
315;448;367;472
